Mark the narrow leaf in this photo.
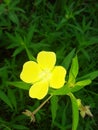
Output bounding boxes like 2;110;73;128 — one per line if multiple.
61;103;68;127
69;93;79;130
68;55;79;84
51;96;58;124
27;25;36;43
0;90;13;109
12;124;28;129
71;79;92;92
7;81;31;90
12;47;23;57
77;71;98;81
8;88;17;110
62;48;75;70
9;12;19;25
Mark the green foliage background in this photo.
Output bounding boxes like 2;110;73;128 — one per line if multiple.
0;0;98;129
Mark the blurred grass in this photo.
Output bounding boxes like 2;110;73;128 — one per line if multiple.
0;0;98;129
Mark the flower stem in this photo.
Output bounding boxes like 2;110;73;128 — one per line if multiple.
33;95;52;115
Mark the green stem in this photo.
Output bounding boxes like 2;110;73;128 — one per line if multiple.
33;95;52;115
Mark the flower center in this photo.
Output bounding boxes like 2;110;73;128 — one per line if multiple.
39;69;52;82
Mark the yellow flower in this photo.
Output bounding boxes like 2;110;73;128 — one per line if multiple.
20;51;66;99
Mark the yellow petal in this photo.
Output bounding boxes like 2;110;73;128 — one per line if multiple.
20;61;42;83
37;51;56;70
29;81;49;99
50;66;66;89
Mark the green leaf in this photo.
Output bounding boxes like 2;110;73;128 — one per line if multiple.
77;71;98;81
0;4;6;15
56;18;66;30
12;47;23;57
34;0;42;6
9;0;19;7
27;25;36;43
12;124;28;130
68;55;79;84
4;0;11;5
9;12;19;25
8;88;17;110
81;48;90;61
6;32;19;48
50;96;58;124
62;48;75;70
50;84;71;96
7;81;31;90
0;90;13;109
61;103;69;129
69;93;79;130
71;79;92;92
24;44;36;61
